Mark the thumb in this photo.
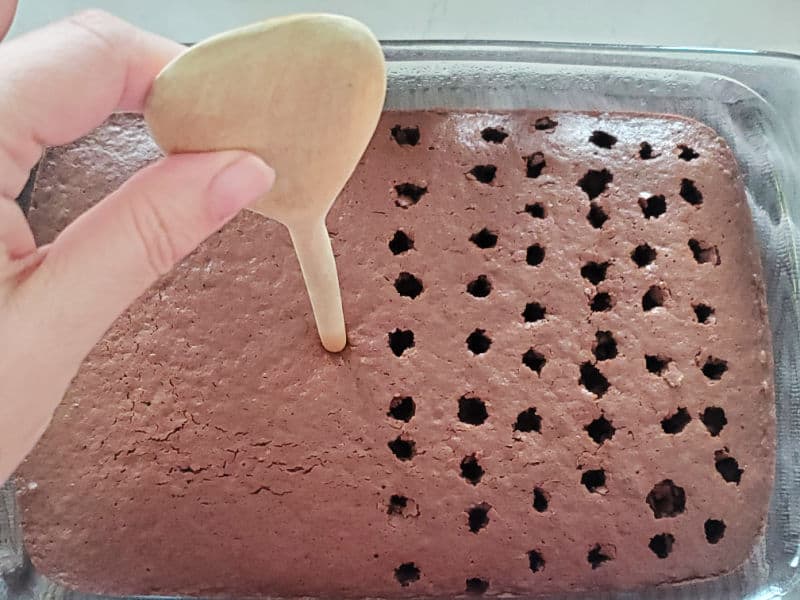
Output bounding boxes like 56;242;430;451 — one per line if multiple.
17;150;274;365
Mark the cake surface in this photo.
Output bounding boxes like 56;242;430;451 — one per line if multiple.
16;111;774;598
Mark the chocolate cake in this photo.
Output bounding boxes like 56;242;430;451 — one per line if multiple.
16;110;774;597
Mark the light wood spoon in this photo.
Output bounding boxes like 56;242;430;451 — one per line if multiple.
144;14;386;352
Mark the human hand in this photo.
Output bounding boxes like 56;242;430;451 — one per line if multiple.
0;6;275;482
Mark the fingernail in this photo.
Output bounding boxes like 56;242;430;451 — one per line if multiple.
207;154;275;222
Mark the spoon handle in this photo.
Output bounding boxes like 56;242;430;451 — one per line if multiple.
288;219;347;352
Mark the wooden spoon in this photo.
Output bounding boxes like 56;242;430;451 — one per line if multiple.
144;14;386;352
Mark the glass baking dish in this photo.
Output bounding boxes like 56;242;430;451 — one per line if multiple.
2;40;800;600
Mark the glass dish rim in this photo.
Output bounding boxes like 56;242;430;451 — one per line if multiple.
377;39;800;63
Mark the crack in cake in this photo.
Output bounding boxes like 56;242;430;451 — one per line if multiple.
15;110;774;597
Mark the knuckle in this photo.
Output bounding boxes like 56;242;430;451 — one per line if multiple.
69;9;120;30
128;194;180;278
66;10;130;55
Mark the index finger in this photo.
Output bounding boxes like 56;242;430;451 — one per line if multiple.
0;10;183;200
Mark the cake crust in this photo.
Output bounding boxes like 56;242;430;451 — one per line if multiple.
16;111;774;598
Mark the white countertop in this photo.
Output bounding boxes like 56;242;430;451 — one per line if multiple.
7;0;800;54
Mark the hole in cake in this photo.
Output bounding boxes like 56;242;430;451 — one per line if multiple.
458;396;488;426
390;125;420;146
578;168;613;200
467;329;492;355
394;272;424;298
460;454;484;485
388;329;415;356
394;183;427;208
533;487;549;512
389;230;414;255
642;285;668;311
470;165;497;184
467;502;491;533
589;130;617;149
649;533;675;559
714;450;743;484
689;239;720;265
585;415;615;444
700;406;727;436
591;292;613;312
581;468;606;493
639;142;656;159
661;407;691;434
693;303;715;324
388;494;408;514
481;127;508;143
470;227;498;249
680;178;703;205
587;202;609;228
523;302;546;323
465;578;490;595
388;436;416;461
525;152;546;178
526;244;546;266
527;549;546;573
645;354;671;375
646;480;686;518
581;261;610;285
579;362;609;397
395;562;421;586
678;145;699;161
525;202;546;218
593;331;618;361
467;275;492;298
514;408;542;433
702;357;728;380
639;194;667;219
522;348;546;374
388;396;415;422
631;243;656;267
387;494;418;518
587;544;615;569
534;116;558;130
705;519;726;544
